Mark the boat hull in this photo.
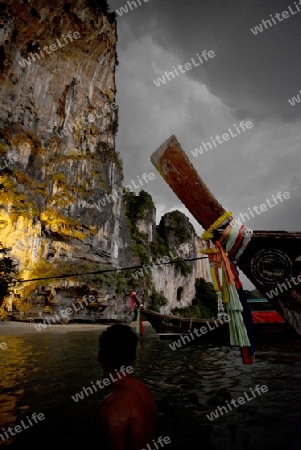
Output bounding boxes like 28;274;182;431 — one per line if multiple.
238;231;301;335
142;308;297;342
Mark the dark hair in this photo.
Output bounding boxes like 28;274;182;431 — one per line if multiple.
99;324;138;370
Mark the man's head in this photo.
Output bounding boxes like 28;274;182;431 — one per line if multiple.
98;324;138;371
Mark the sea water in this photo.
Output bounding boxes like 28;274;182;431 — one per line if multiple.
0;322;300;450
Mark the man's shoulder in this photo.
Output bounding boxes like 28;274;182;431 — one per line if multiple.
126;376;151;391
100;377;156;410
99;393;124;419
123;377;156;401
99;386;140;423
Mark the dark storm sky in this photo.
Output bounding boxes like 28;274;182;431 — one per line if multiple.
108;0;300;243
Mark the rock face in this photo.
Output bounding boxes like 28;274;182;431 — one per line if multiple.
150;212;209;314
151;237;209;314
0;0;135;320
0;0;128;267
127;204;209;314
0;0;210;323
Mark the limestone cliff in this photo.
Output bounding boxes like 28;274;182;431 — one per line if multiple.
0;0;136;320
0;0;209;323
148;211;209;314
125;199;209;314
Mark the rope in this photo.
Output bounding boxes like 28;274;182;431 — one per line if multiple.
8;256;209;285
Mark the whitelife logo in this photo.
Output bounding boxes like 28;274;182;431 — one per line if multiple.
56;101;118;139
142;436;171;450
18;31;81;68
115;0;150;17
0;341;8;350
34;295;96;331
288;89;301;106
71;366;133;402
250;1;301;35
153;50;215;87
0;152;20;170
232;191;291;227
206;385;268;421
0;412;45;443
191;121;253;158
131;243;193;280
169;315;230;351
78;172;156;212
265;274;301;300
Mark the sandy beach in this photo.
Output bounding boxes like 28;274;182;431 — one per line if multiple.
0;320;139;336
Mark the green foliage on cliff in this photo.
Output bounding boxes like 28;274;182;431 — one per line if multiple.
29;260;112;288
194;277;218;316
133;243;150;265
149;235;170;258
123;189;154;233
123;189;155;264
122;190;158;295
172;277;218;319
115;274;127;295
173;258;193;276
162;210;192;243
172;304;201;318
147;290;168;311
0;244;18;307
105;147;123;173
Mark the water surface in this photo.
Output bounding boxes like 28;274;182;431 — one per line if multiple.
0;322;300;449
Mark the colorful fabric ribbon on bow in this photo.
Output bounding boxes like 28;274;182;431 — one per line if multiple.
201;216;255;365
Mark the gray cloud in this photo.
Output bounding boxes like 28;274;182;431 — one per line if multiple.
108;0;300;246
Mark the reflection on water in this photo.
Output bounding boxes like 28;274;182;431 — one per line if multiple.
0;324;300;449
0;336;31;431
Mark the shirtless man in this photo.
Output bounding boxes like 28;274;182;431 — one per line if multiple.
97;324;158;450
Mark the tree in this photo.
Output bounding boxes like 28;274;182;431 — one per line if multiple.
172;278;218;319
0;243;18;307
191;277;218;318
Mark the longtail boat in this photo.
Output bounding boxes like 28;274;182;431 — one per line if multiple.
150;136;301;361
142;306;297;341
